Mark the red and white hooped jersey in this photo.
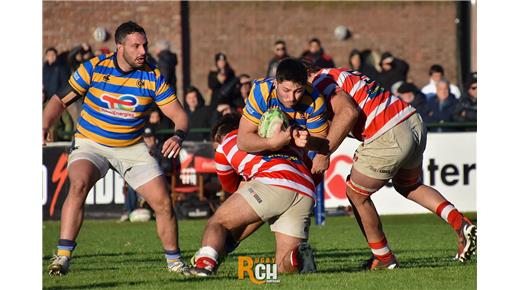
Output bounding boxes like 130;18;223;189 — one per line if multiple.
214;130;315;200
312;68;416;144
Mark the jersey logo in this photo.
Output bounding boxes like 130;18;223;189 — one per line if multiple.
103;75;110;82
137;79;145;88
101;94;138;111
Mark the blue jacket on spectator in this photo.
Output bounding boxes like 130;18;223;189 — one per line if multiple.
423;94;459;132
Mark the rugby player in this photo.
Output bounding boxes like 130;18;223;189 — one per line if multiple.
187;113;316;276
308;65;477;269
43;21;189;275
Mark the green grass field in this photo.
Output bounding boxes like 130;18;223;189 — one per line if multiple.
42;213;477;290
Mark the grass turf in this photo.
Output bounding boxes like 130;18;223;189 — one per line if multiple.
43;213;476;290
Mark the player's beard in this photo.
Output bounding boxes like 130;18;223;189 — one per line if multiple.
122;50;145;70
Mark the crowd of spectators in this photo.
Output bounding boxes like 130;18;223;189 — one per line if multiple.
43;37;477;142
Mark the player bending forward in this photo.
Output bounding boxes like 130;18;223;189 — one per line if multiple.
308;65;477;269
186;113;317;276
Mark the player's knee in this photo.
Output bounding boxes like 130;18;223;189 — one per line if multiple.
393;177;422;198
69;178;89;197
151;198;172;216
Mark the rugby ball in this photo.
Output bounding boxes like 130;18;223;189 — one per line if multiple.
258;107;290;138
129;208;152;222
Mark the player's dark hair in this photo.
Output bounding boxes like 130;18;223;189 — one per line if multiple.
301;60;322;73
115;21;146;44
429;64;444;76
211;113;242;143
276;58;308;85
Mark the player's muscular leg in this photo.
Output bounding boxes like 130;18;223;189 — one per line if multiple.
393;167;448;212
202;193;261;255
346;168;388;244
136;175;179;251
60;160;101;240
274;232;301;273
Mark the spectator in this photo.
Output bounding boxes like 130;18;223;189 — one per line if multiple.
210;100;235;125
153;40;178;93
376;51;409;91
43;47;73;141
397;82;428;120
361;49;381;80
348;49;378;79
453;72;477;130
143;127;173;174
266;40;290;78
423;79;459;132
235;74;252;112
183;86;211;141
42;47;69;103
300;38;335;68
208;52;236;109
219;73;251;111
68;43;94;72
146;106;174;144
421;64;461;100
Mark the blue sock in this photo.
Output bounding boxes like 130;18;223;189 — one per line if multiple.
165;249;181;264
57;239;76;256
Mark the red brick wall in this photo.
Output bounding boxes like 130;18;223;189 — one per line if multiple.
43;1;458;103
189;1;458;102
43;1;184;94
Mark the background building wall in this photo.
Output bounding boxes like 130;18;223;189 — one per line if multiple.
43;1;458;104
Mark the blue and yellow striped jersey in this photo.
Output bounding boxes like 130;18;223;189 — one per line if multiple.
243;78;328;134
69;53;177;147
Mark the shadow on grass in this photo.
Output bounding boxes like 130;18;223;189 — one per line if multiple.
44;275;240;290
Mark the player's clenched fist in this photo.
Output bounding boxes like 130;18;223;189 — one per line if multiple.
292;127;309;148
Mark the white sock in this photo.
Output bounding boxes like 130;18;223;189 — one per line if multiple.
198;246;219;262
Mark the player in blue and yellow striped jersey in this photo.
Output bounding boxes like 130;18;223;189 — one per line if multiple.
238;58;330;173
43;21;189;276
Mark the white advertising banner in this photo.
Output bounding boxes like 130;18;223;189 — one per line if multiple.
324;132;476;214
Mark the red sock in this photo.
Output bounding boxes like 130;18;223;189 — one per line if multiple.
435;201;463;231
368;237;394;263
289;246;299;269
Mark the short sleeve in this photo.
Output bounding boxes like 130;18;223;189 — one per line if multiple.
68;57;98;95
154;69;177;106
306;89;329;134
242;80;268;125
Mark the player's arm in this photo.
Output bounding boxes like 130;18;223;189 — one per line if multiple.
158;100;189;159
215;149;241;193
42;84;83;144
326;88;358;153
237;81;290;152
237;116;290;152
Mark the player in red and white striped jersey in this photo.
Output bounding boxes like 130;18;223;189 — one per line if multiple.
307;65;476;269
187;113;317;277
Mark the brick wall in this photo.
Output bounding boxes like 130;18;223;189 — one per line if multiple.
43;1;458;104
43;1;184;94
189;1;458;103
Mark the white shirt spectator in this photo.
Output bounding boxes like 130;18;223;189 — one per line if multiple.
422;79;461;100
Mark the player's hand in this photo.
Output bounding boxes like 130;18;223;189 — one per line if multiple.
292;128;309;148
162;135;183;159
311;153;330;174
267;123;291;151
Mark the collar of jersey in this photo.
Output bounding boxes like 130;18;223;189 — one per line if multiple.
113;52;137;75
